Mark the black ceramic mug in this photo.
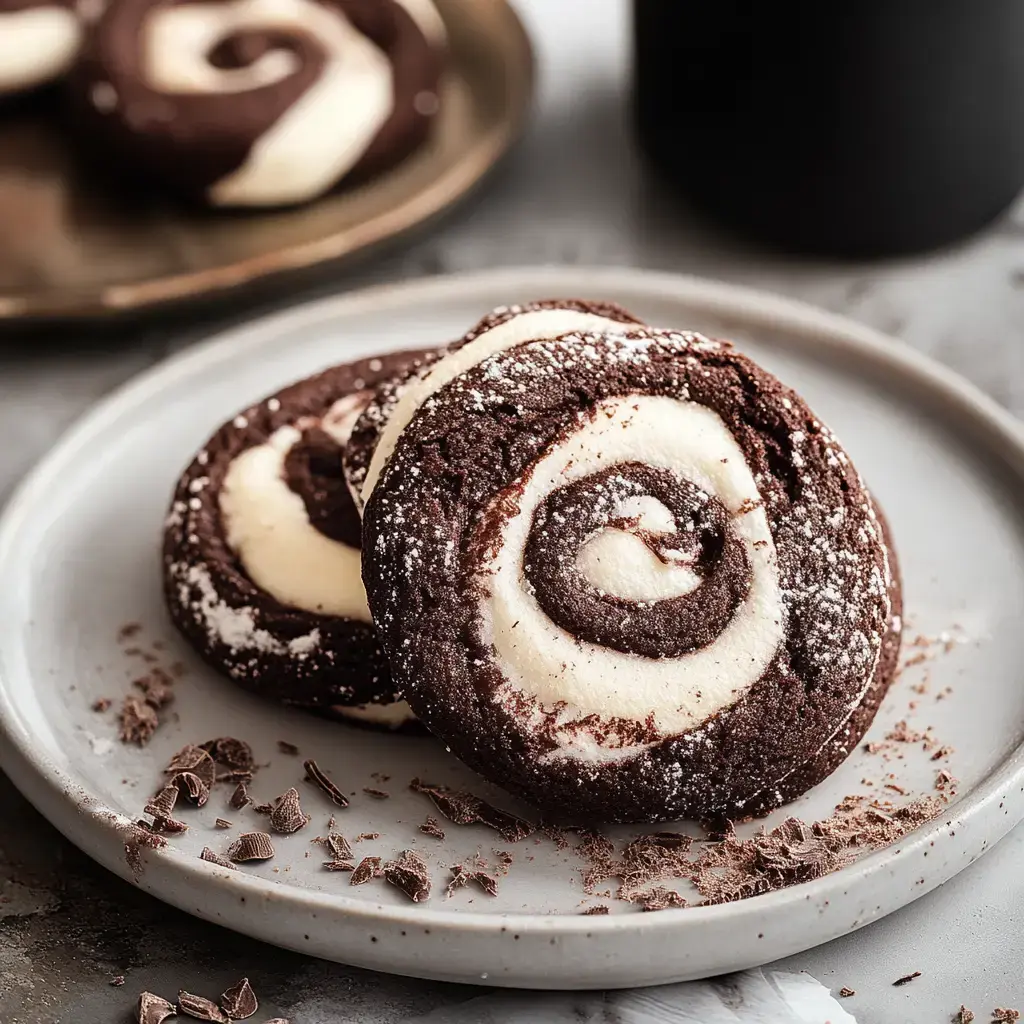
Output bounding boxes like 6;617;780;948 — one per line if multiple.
634;0;1024;256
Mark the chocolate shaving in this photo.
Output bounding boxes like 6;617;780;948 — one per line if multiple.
227;831;275;862
219;978;257;1020
419;817;446;840
954;1009;974;1024
175;771;210;808
540;824;570;849
323;861;355;872
165;746;216;790
119;695;159;745
363;787;390;800
446;855;497;898
316;832;353;861
134;670;175;709
303;759;349;808
384;850;432;902
838;987;855;997
137;992;178;1023
581;905;609;915
124;825;167;876
178;991;229;1022
269;788;310;834
635;886;686;911
145;784;180;821
141;815;189;836
118;622;141;642
494;850;514;873
356;832;379;841
892;971;921;987
993;1011;1021;1023
215;818;232;829
92;697;112;712
200;847;235;869
277;740;299;755
111;975;125;986
201;737;254;772
410;778;534;843
229;782;250;810
350;857;383;885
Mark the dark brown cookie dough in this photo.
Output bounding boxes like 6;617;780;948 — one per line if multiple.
362;323;902;824
343;298;643;507
71;0;444;206
163;350;424;722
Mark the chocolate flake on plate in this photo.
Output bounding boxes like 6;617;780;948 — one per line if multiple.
356;832;379;841
227;832;275;862
200;847;235;869
118;622;142;642
215;818;232;829
446;855;498;898
993;1011;1021;1023
954;1009;974;1024
137;992;178;1023
134;669;175;709
892;971;921;987
839;987;855;997
350;857;383;885
324;860;355;872
269;788;310;834
581;905;609;915
201;737;255;772
410;778;534;843
175;771;210;807
385;850;432;902
229;782;250;810
317;832;353;861
145;784;180;820
92;697;112;712
111;975;126;986
165;746;216;790
219;978;258;1020
419;817;446;840
119;695;159;745
277;740;299;755
634;885;686;911
178;990;229;1021
363;788;390;800
303;759;349;808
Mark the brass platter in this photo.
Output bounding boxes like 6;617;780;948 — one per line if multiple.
0;0;534;320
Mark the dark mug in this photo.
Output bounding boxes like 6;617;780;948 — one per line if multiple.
634;0;1024;256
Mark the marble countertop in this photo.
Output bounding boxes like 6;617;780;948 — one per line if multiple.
3;2;1024;1021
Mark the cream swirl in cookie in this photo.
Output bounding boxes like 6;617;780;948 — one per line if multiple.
0;0;81;96
164;352;424;726
74;0;444;206
363;316;902;823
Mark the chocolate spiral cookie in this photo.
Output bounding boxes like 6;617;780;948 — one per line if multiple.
73;0;444;206
362;312;902;823
164;351;430;727
0;0;81;96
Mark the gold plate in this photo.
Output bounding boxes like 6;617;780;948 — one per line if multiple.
0;0;534;320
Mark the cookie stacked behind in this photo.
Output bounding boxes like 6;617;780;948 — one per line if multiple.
164;298;902;825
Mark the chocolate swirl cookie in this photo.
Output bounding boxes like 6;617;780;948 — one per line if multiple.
73;0;444;206
164;350;430;728
0;0;82;96
362;314;902;823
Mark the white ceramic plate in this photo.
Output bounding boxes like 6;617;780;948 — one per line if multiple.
2;268;1023;990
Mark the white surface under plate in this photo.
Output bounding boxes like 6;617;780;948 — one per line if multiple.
1;268;1023;990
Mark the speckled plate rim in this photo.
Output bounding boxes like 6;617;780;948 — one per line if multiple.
2;267;1024;988
0;0;534;321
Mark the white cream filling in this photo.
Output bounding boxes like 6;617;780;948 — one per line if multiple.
393;0;445;46
0;7;81;94
575;494;702;602
219;396;372;620
359;308;637;506
478;395;785;760
335;699;416;727
142;0;394;206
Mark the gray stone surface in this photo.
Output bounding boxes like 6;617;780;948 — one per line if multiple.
2;1;1024;1020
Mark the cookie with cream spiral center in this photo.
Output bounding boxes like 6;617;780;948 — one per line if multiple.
361;309;902;823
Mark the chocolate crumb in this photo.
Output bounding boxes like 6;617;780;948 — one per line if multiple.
356;832;379;841
582;905;609;915
119;695;159;745
385;850;432;902
110;975;125;986
268;788;310;834
954;1008;974;1024
118;622;142;642
893;971;921;987
219;978;258;1020
350;856;383;885
633;885;686;911
277;740;299;755
165;746;216;790
178;990;229;1021
993;1011;1021;1023
227;831;275;862
446;856;498;898
363;787;390;800
931;745;954;761
201;737;255;772
410;778;534;843
137;992;177;1023
419;817;446;840
229;782;250;810
215;818;232;829
134;670;175;709
175;771;210;807
92;697;112;712
839;987;855;997
200;847;235;869
303;759;349;808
